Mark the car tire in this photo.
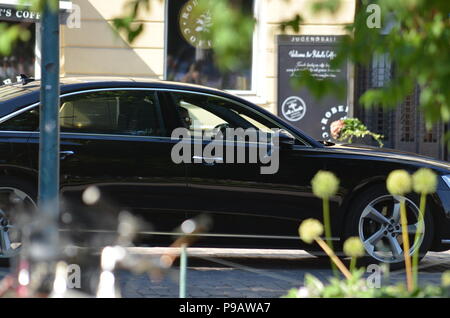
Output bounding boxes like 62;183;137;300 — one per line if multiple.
344;184;434;270
0;176;37;265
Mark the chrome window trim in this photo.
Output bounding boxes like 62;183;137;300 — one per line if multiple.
0;87;312;146
0;103;40;125
59;132;174;141
0;131;34;134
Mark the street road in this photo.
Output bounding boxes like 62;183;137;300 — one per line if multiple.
117;248;450;298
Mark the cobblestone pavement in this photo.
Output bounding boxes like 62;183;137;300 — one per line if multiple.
117;248;450;298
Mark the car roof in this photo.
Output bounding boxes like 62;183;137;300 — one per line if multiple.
2;76;229;100
18;76;227;94
0;76;241;115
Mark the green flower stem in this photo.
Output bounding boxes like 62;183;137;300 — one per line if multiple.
323;198;338;276
400;199;413;292
349;257;357;273
323;199;333;249
412;193;427;289
315;237;352;280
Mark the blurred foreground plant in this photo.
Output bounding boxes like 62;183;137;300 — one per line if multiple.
411;168;438;289
311;170;339;276
343;237;364;273
284;271;450;298
288;168;445;298
386;170;413;291
299;218;351;280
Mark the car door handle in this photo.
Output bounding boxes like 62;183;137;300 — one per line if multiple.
60;151;75;160
192;156;224;166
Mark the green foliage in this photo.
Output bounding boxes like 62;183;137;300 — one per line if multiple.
338;118;384;147
112;0;448;139
26;0;59;12
288;0;450;137
0;0;57;56
284;270;450;298
342;0;450;129
112;0;152;43
0;23;30;55
194;0;255;71
311;0;342;14
280;14;302;33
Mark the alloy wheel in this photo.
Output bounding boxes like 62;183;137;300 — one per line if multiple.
358;195;424;264
0;187;36;258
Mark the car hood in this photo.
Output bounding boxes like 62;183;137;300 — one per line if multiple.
327;143;450;173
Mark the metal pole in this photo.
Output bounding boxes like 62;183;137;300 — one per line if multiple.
179;244;187;298
38;1;60;260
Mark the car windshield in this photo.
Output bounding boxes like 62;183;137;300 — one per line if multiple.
0;85;30;102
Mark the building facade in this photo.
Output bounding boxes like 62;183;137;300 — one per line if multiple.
0;0;447;160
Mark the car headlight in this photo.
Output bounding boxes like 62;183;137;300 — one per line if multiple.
443;175;450;189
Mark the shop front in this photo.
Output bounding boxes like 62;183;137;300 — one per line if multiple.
0;0;72;82
1;0;445;160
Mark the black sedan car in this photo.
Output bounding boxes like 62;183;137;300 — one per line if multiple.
0;77;449;266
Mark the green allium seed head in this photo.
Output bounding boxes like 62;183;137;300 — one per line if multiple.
311;171;339;199
298;219;324;244
386;170;412;196
412;168;438;195
343;237;365;258
442;271;450;287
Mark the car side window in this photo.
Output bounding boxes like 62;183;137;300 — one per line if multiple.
60;90;166;136
0;108;39;131
0;90;166;137
175;96;228;139
170;92;275;140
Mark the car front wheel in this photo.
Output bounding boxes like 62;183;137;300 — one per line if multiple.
346;185;434;269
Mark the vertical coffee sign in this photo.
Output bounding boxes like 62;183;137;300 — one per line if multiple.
277;35;349;141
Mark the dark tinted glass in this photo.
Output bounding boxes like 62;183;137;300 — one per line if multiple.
166;0;254;90
0;90;166;136
60;90;165;136
0;107;39;131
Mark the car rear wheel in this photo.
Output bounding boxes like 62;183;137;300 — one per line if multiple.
345;185;434;269
0;177;37;260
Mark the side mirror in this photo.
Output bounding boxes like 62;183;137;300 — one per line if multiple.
277;130;295;150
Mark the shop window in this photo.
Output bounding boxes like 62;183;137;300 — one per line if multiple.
371;53;391;88
0;22;35;82
165;0;254;91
